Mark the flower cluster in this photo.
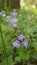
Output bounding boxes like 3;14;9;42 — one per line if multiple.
0;11;18;28
10;11;18;27
12;34;28;48
10;17;17;27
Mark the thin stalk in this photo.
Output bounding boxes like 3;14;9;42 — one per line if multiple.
5;0;7;10
0;23;8;65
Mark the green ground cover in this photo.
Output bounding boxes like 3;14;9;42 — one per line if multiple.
0;8;37;65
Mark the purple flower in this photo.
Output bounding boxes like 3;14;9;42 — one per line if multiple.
10;18;17;28
12;40;20;48
11;18;17;24
18;35;25;41
12;12;17;16
23;40;28;48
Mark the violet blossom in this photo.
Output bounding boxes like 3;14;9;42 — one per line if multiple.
11;17;17;24
23;40;28;48
12;40;20;48
11;12;17;16
18;34;25;41
10;17;18;27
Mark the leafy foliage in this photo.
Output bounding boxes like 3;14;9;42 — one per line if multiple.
0;8;37;65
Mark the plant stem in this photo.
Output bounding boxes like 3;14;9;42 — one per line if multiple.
0;23;8;65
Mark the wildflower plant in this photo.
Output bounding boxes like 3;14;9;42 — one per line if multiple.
0;9;37;65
